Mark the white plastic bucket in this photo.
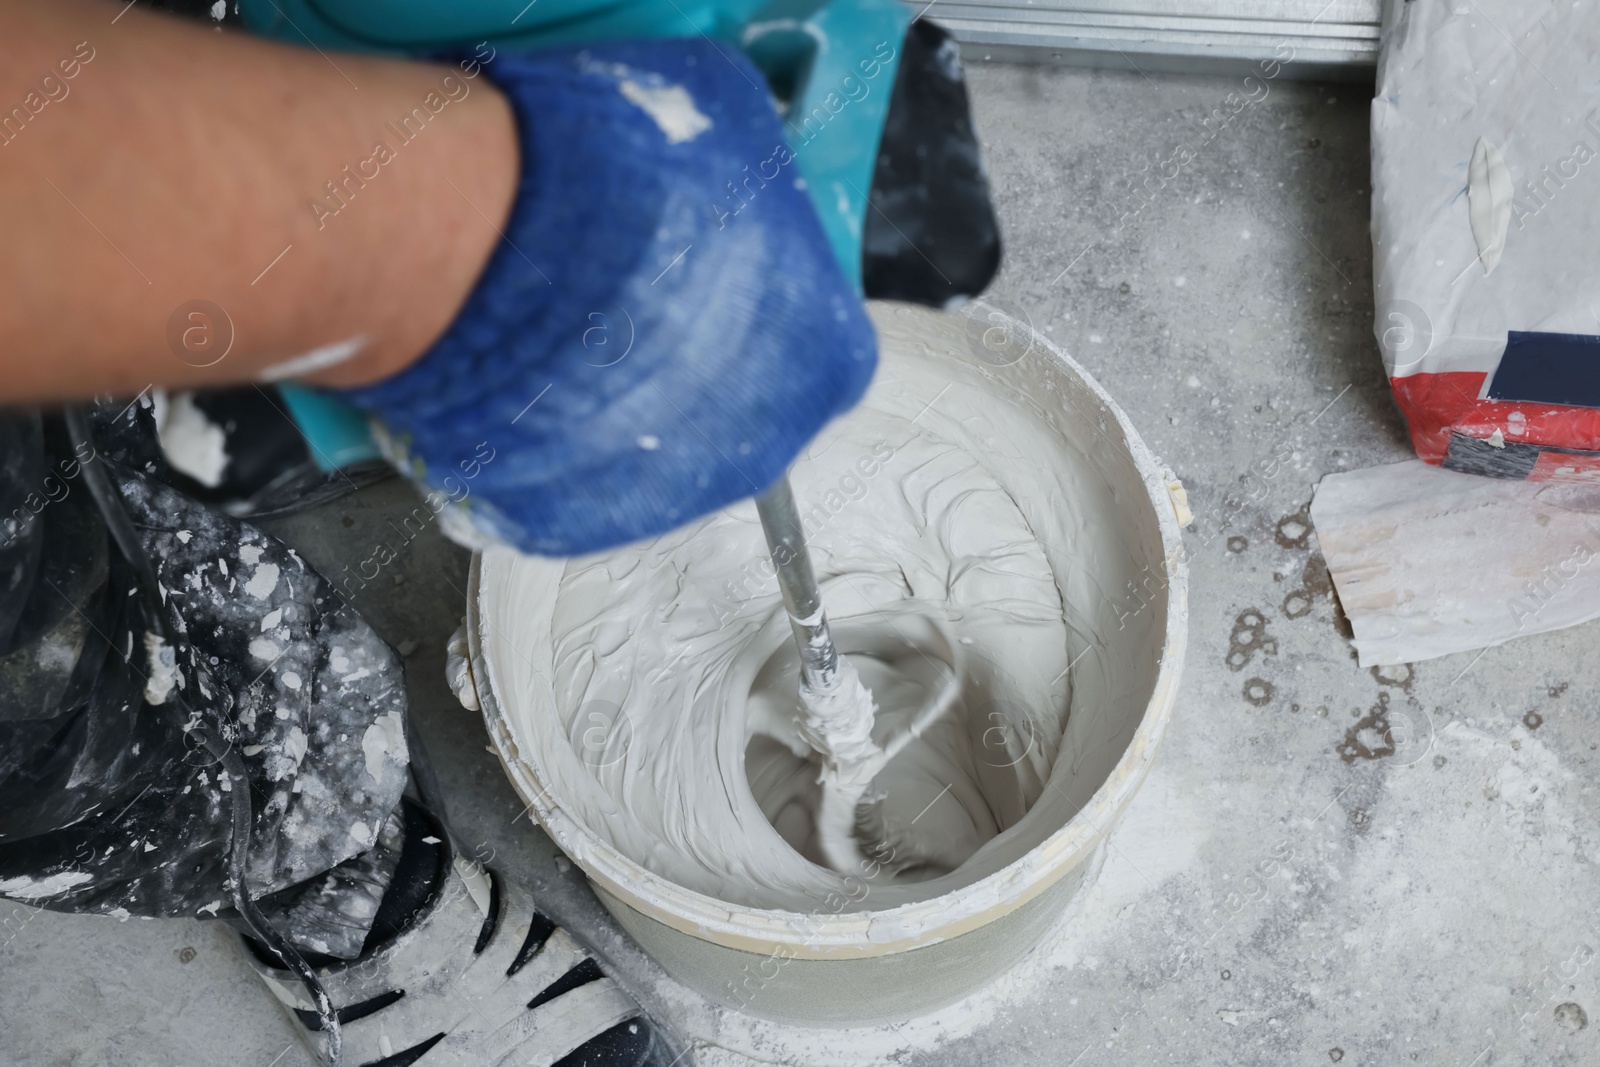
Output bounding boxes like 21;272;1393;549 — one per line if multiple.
468;302;1188;1025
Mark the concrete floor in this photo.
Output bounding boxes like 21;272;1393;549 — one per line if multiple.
7;59;1599;1067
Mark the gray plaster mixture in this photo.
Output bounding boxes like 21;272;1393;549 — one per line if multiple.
506;313;1083;913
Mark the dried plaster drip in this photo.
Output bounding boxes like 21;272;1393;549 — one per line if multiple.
152;390;229;489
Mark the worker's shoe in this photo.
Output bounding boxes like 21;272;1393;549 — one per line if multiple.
238;802;680;1067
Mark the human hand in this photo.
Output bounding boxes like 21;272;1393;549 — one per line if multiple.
337;38;878;556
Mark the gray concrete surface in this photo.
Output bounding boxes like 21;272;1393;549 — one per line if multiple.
5;59;1598;1067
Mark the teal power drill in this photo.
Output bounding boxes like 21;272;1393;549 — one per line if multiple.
208;0;998;499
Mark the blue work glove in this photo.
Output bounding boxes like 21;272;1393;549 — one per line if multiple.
337;38;878;557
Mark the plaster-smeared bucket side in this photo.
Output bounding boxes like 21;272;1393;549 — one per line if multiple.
471;301;1187;1022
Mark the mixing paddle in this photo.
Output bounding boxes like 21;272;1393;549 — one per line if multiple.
754;476;960;874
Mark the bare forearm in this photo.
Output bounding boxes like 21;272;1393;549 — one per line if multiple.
0;0;517;402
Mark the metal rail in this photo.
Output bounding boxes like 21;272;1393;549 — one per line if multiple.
937;0;1382;79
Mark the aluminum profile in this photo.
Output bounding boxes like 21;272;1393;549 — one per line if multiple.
930;0;1382;79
